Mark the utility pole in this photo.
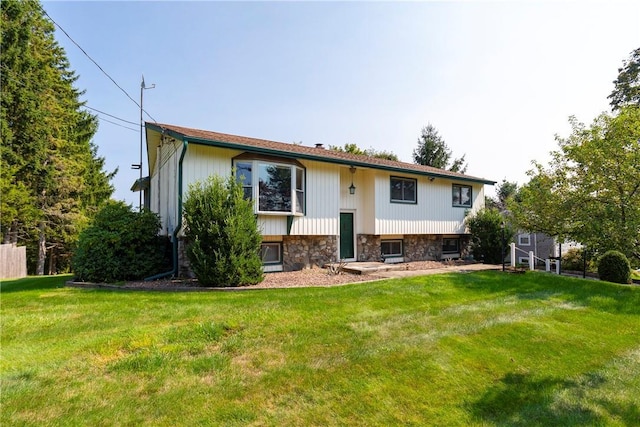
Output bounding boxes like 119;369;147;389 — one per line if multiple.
133;75;155;210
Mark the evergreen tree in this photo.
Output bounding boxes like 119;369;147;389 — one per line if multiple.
412;124;467;173
1;0;115;274
183;174;263;287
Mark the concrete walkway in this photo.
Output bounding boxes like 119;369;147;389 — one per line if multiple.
338;262;502;278
375;263;502;278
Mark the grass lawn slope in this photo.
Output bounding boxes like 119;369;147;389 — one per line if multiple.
2;272;639;426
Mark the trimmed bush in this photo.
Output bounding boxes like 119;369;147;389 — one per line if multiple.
72;201;167;283
466;208;515;264
183;174;263;287
597;250;631;284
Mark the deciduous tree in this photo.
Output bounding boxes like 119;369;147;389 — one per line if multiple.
609;47;640;111
510;106;640;266
330;143;399;161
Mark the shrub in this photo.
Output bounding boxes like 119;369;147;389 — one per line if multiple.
466;208;515;264
183;174;263;287
561;248;597;272
72;201;167;283
597;250;631;284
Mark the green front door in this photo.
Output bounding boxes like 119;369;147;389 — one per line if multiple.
340;212;354;260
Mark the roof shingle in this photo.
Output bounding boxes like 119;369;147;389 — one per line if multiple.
147;122;495;185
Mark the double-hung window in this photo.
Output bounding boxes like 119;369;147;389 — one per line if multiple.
518;234;531;246
234;158;305;215
390;177;417;204
452;184;472;207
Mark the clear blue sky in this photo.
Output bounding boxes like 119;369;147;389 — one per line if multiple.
42;1;640;205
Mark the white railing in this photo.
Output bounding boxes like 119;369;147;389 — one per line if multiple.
509;243;555;272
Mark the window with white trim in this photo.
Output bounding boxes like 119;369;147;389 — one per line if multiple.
260;243;282;265
381;240;403;257
234;159;305;215
452;184;472;207
390;177;417;203
518;234;531;246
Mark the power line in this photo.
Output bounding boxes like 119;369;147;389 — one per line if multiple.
42;9;158;123
96;116;138;132
83;105;138;126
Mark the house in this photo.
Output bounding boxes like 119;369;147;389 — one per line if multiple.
513;232;557;266
512;232;582;267
137;123;495;275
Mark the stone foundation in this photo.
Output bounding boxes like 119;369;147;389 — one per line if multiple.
282;235;338;271
177;238;195;278
403;234;443;261
356;234;382;261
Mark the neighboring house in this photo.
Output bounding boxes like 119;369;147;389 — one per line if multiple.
136;123;495;275
513;232;557;266
513;232;582;266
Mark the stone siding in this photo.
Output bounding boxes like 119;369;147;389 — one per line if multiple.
403;234;443;261
177;238;195;278
356;234;382;261
282;235;338;271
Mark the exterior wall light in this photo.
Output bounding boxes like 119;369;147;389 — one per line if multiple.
349;166;356;195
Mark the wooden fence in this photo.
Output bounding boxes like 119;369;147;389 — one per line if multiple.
0;243;27;279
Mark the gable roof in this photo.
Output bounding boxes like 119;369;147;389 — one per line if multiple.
146;122;496;185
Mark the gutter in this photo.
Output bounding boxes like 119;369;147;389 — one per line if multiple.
145;137;188;281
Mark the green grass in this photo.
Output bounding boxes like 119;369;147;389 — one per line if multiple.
2;272;639;426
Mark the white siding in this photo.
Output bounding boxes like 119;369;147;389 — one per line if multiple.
373;173;485;235
151;140;489;239
150;139;182;236
289;161;340;235
182;145;239;188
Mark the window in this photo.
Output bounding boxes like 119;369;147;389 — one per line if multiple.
259;164;292;212
452;184;472;207
260;243;282;265
234;158;305;215
381;240;403;257
236;162;253;200
295;167;304;214
443;238;460;254
518;234;531;246
390;177;417;203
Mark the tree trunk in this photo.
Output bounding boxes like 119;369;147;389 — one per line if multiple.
47;246;57;275
36;221;46;276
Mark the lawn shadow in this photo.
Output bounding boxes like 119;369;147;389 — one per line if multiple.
469;371;639;426
0;275;71;293
469;372;598;426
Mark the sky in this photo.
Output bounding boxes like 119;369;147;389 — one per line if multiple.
41;1;640;206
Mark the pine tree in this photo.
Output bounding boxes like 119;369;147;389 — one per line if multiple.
1;0;115;274
412;124;468;173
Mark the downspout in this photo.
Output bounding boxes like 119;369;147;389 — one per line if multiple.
145;138;188;281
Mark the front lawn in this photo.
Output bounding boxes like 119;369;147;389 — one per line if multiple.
2;272;639;426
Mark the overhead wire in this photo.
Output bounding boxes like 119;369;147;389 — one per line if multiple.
42;8;158;123
96;116;138;132
83;105;138;126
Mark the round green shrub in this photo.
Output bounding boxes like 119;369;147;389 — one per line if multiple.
72;201;167;283
597;250;631;284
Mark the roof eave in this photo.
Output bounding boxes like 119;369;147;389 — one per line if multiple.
145;123;496;185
